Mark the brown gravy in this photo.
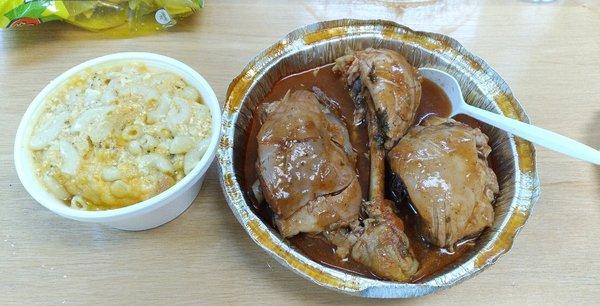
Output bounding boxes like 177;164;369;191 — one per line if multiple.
241;63;489;281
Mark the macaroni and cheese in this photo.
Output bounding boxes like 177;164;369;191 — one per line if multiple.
29;62;211;210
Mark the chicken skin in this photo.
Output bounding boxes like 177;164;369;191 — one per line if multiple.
388;116;499;249
334;48;422;150
256;90;362;238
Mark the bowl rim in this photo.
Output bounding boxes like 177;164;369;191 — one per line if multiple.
14;52;221;221
218;19;541;298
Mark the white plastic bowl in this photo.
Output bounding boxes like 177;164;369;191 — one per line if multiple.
14;52;221;231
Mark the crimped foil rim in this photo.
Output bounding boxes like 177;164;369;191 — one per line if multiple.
217;19;541;298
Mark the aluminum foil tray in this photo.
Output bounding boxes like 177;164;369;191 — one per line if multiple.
217;19;540;298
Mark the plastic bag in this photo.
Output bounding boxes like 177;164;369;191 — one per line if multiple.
0;1;203;34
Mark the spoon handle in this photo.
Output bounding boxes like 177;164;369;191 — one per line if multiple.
462;104;600;165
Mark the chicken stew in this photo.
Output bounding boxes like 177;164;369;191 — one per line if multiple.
241;49;499;282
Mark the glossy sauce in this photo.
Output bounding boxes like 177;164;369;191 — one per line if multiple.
241;63;489;281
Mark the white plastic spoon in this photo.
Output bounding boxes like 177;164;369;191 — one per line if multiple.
419;68;600;165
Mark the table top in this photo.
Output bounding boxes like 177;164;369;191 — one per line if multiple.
1;1;599;305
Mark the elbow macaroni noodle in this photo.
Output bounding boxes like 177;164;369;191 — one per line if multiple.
29;62;212;210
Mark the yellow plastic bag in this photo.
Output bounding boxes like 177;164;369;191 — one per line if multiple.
1;1;203;34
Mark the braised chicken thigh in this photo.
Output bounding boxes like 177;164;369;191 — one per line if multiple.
324;71;419;282
255;90;362;238
388;116;499;249
334;48;422;150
